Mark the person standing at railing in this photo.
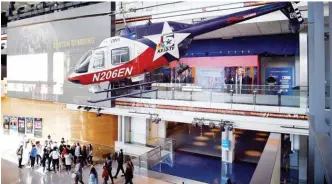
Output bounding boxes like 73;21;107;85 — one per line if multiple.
113;149;125;178
36;141;42;166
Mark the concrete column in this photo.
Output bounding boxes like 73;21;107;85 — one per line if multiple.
221;129;234;163
299;32;308;109
118;116;122;142
308;2;327;183
329;3;332;145
299;135;308;182
307;3;315;183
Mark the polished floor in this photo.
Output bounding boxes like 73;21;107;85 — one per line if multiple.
151;152;256;184
2;158;177;184
1;134;205;184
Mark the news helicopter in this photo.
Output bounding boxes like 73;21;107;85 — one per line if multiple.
67;2;303;105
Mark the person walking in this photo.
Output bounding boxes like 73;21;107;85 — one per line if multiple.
124;162;134;184
74;143;81;164
64;149;72;174
50;147;60;173
74;159;84;184
47;145;53;171
41;148;49;172
82;145;88;167
106;156;114;184
88;144;93;165
17;144;24;168
102;164;109;184
113;149;125;178
89;166;98;184
36;141;42;166
30;144;37;168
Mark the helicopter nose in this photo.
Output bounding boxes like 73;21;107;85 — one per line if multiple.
68;73;82;84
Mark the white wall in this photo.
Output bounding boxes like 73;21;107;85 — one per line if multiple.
130;117;148;144
149;120;166;139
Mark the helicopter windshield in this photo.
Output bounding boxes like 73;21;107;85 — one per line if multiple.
75;50;92;73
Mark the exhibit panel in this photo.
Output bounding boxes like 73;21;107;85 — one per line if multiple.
6;2;115;107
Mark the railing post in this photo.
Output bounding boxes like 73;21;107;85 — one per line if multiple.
172;88;175;100
138;155;141;168
140;85;143;98
253;90;257;106
155;90;158;99
230;89;234;109
278;90;282;106
190;91;193;101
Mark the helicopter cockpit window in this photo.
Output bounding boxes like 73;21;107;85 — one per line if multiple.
75;50;92;73
92;50;105;68
111;47;130;65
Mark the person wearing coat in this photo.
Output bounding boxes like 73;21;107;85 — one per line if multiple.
89;166;98;184
74;159;84;184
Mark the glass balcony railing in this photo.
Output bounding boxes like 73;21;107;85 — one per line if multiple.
4;81;331;109
129;84;312;109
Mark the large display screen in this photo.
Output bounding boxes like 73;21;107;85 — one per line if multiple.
7;2;114;107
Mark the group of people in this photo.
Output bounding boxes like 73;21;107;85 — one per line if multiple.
17;136;94;174
16;136;135;184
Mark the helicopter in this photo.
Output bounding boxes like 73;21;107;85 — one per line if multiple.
67;2;303;104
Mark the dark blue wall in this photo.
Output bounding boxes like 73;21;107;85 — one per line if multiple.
184;34;299;57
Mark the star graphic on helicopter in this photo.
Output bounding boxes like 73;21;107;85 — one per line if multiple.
145;22;191;61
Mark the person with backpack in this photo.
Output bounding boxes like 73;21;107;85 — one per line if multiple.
102;163;109;184
17;144;24;168
106;156;114;184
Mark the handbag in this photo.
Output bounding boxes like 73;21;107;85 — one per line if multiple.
71;173;77;179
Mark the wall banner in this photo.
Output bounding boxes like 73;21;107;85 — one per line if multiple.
18;117;26;134
3;116;10;134
34;118;42;138
9;116;18;134
265;67;293;95
3;116;10;129
25;117;34;135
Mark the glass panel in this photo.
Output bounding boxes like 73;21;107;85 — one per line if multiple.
92;50;104;68
112;47;130;65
